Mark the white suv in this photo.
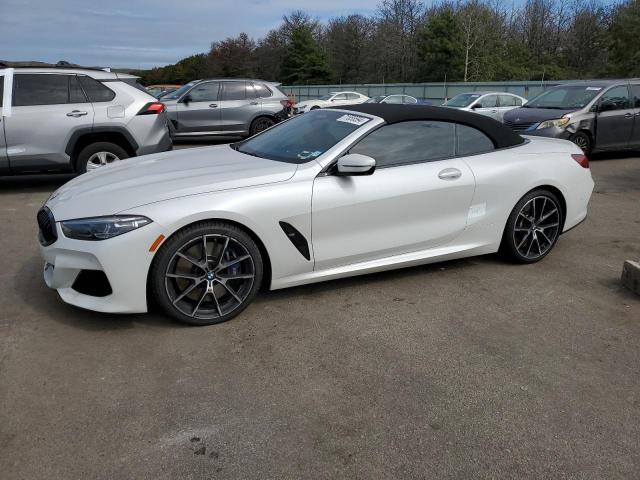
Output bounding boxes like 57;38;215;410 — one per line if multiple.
0;67;172;174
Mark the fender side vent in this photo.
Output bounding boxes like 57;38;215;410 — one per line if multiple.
279;222;311;261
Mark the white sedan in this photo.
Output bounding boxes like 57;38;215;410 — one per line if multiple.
38;105;594;326
443;91;527;122
294;91;368;114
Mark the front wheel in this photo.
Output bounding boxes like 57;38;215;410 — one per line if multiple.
570;131;592;155
150;222;263;326
500;190;563;263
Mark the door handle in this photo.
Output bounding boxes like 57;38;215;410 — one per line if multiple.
209;104;218;108
624;112;633;118
66;110;88;117
491;109;498;113
438;168;462;180
249;102;259;105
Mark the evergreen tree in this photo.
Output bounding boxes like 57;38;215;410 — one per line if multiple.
417;9;464;82
281;26;331;84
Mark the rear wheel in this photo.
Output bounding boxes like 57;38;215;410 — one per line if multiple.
570;131;592;155
500;190;563;263
249;116;275;135
76;142;129;173
150;222;263;326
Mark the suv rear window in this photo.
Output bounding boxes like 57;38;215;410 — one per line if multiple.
14;74;89;106
78;76;115;102
253;83;272;98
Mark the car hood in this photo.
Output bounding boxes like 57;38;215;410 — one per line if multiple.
503;107;577;123
46;145;297;221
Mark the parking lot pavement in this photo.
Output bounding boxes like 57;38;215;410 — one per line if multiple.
1;152;639;480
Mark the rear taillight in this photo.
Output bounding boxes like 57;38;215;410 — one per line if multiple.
571;153;589;168
137;102;165;115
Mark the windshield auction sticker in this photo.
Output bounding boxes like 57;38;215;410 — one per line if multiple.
336;114;371;126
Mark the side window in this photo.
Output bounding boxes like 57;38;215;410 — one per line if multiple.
187;82;220;102
384;95;404;104
403;96;417;104
456;124;495;156
78;76;115;102
632;84;640;108
350;121;455;168
499;95;516;107
478;95;498;108
221;81;247;101
69;75;87;103
253;83;272;98
346;93;360;100
14;74;70;106
333;94;347;101
599;85;630;111
514;97;523;106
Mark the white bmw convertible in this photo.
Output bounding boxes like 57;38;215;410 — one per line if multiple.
38;105;594;325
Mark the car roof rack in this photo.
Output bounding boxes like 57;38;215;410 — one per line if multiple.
0;61;112;72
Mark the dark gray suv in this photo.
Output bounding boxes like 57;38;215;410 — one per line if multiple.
503;80;640;154
162;79;288;138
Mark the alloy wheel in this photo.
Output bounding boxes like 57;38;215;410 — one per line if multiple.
86;151;121;170
253;118;274;134
572;135;589;152
164;234;255;320
512;195;561;260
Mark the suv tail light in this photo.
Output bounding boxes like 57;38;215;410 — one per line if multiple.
571;153;589;168
137;102;165;115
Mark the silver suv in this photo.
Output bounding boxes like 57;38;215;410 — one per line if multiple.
0;67;172;174
162;79;287;138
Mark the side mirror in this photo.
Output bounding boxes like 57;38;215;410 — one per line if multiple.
470;103;481;109
336;154;376;176
182;94;192;105
598;100;616;113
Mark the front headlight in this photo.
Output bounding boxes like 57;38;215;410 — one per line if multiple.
61;215;152;241
537;117;570;129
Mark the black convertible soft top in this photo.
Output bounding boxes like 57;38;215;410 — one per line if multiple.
332;104;525;149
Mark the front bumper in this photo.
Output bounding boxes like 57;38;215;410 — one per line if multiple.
519;126;573;140
39;220;166;314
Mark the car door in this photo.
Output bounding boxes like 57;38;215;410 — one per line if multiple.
3;73;94;173
175;81;221;134
329;93;349;107
217;81;262;134
471;94;499;120
0;73;8;173
497;95;519;122
594;84;634;151
311;120;475;271
629;84;640;149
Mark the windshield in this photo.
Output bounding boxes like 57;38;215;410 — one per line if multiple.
161;81;198;100
366;95;386;103
444;93;482;108
235;110;371;164
524;86;603;109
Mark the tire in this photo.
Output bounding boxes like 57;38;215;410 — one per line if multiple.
249;116;275;136
150;221;263;326
570;131;592;155
76;142;129;173
500;189;563;264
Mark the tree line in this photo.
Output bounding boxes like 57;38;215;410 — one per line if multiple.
134;0;640;86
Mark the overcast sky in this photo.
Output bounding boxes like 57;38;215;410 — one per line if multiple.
0;0;377;69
